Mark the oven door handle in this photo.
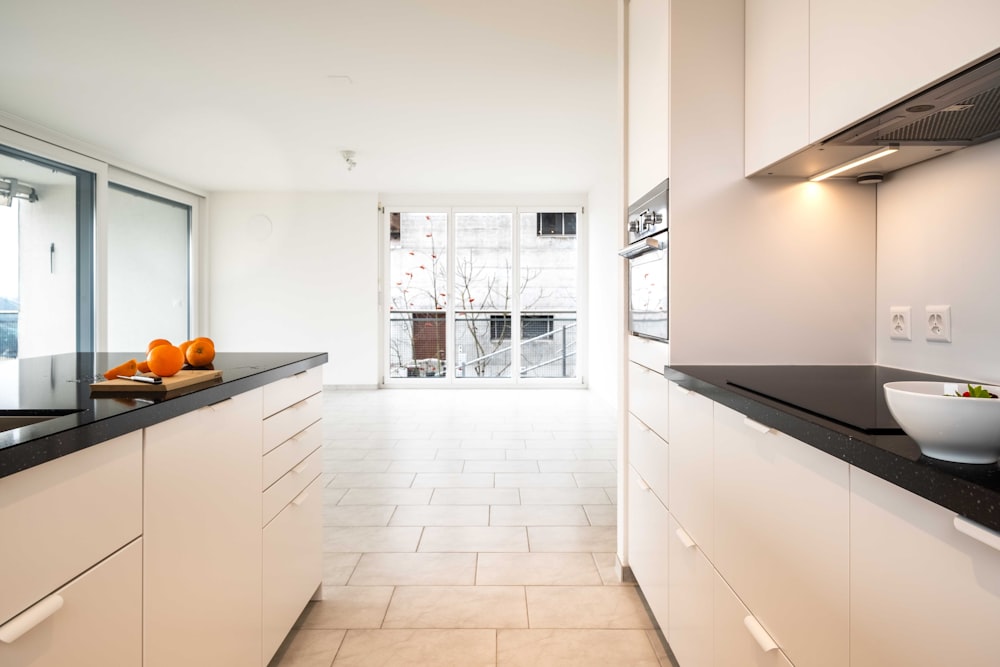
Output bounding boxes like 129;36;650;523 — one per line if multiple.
619;235;667;259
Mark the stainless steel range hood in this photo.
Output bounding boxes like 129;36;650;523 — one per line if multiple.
752;51;1000;181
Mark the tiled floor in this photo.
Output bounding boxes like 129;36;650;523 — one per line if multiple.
270;388;669;667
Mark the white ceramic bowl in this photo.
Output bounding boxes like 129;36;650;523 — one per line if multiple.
883;381;1000;464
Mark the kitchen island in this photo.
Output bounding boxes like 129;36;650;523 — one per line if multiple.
0;351;328;667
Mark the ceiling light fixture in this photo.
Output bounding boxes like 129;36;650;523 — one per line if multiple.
809;145;899;182
340;150;357;172
0;177;38;207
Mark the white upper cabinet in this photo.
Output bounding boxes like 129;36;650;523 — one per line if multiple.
809;0;1000;143
744;0;809;175
627;0;670;203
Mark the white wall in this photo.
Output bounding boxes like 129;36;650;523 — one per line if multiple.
876;139;1000;384
668;0;877;365
207;191;380;386
587;174;621;407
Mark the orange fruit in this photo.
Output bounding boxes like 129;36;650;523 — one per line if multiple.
137;360;151;374
147;344;184;377
178;340;194;360
185;338;215;367
103;358;138;380
147;338;172;353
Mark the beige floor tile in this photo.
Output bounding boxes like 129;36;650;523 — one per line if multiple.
386;459;464;473
604;487;618;504
489;505;590;527
573;448;617;460
495;472;577;488
332;629;495;667
462;438;526;449
431;488;520;505
390;504;489;527
646;628;671;664
497;629;660;667
525;586;654;629
593;553;627;586
322;459;392;473
321;449;371;461
323;505;396;527
364;448;438;460
327;472;416;488
349;552;477;586
476;553;602;586
506;449;579;461
412;472;495;488
436;448;507;460
419;526;529;552
463;460;540;473
527;526;617;552
323;552;361;586
268;627;346;667
296;586;394;629
337;488;432;505
573;472;618;487
324;526;423;552
538;460;614;473
518;487;611;505
383;586;528;628
583;505;617;526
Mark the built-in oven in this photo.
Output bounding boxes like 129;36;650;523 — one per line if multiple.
619;179;668;342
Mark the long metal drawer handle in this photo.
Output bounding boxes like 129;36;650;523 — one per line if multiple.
954;516;1000;552
743;417;773;435
0;594;64;644
743;615;779;653
674;527;696;549
291;488;310;506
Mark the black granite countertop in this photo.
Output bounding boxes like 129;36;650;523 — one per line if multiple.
664;365;1000;533
0;351;328;479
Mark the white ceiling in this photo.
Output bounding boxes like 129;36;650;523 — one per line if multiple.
0;0;618;194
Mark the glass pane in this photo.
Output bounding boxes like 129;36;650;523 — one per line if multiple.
519;212;577;311
388;311;447;378
389;212;448;312
0;151;80;359
455;212;513;309
520;313;577;378
107;186;190;351
455;311;511;378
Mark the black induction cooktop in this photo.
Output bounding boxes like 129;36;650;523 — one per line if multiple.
720;366;962;435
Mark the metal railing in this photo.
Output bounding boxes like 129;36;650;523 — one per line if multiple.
0;311;17;359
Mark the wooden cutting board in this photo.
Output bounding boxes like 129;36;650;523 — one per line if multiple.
90;369;223;393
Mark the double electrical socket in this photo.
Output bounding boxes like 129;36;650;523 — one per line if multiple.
889;305;951;342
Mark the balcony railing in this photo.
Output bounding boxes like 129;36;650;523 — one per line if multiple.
0;311;17;359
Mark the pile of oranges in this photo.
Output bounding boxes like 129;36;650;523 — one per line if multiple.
103;336;216;380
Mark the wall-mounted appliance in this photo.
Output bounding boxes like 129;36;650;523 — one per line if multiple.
620;179;668;343
751;50;1000;180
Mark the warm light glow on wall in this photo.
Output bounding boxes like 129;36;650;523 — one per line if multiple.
809;147;898;182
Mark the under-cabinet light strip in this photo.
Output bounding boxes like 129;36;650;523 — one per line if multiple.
808;146;899;182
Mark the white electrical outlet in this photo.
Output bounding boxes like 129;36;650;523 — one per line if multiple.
926;305;952;342
889;306;911;341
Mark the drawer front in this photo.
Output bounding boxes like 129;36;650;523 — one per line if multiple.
263;421;322;490
628;361;669;439
715;570;795;667
628;335;670;372
0;432;142;625
667;381;715;559
262;475;323;664
0;539;141;667
628;412;668;506
668;513;714;665
263;392;322;455
263;367;322;419
263;448;322;526
627;465;669;631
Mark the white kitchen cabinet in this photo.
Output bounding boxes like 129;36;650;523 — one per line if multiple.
714;572;794;667
667;380;714;558
668;513;713;665
627;465;670;631
744;0;809;175
0;431;141;629
850;467;1000;667
628;334;670;374
810;0;1000;143
626;0;670;204
628;412;669;506
713;403;850;667
0;539;142;667
143;388;264;667
628;361;669;439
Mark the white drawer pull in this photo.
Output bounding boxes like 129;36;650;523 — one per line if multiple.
637;475;651;492
675;527;696;549
743;615;778;653
0;594;64;644
291;489;310;506
743;417;773;435
673;384;693;396
292;459;310;475
954;516;1000;552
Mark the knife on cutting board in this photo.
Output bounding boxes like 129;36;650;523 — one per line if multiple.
117;375;163;384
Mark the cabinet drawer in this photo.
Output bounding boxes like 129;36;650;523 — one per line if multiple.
262;475;323;665
263;367;322;419
263;448;322;526
628;361;669;439
627;465;669;631
628;413;668;506
667;381;714;559
628;335;669;373
715;571;794;667
0;539;141;667
263;392;322;455
0;432;142;626
263;421;322;490
668;513;714;664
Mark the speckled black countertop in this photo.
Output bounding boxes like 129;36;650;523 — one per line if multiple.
665;365;1000;533
0;351;328;479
